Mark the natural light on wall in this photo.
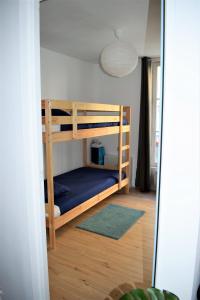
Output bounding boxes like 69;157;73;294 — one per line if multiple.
100;29;138;78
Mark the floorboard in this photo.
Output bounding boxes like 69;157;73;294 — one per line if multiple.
48;190;156;300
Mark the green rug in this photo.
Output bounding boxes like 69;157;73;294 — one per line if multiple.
76;204;145;240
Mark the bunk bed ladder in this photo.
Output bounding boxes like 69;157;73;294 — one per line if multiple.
124;106;131;194
118;105;131;193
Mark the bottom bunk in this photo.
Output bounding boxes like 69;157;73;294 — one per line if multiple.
45;167;128;230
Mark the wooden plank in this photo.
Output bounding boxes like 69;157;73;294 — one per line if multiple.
75;125;130;140
52;131;73;143
43;115;120;125
43;100;120;111
44;100;56;249
77;102;120;112
41;100;46;109
122;145;130;151
82;111;87;165
43;126;130;144
77;115;120;124
44;116;72;125
43;126;130;143
50;100;73;110
82;111;87;166
118;106;123;189
72;103;77;138
121;161;129;168
53;178;128;230
120;177;129;187
124;106;131;194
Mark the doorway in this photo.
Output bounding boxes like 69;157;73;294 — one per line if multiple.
40;0;161;299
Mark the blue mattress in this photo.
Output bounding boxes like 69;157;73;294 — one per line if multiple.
42;109;127;131
51;167;125;215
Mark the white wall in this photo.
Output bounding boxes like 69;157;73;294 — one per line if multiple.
0;1;49;300
155;1;200;299
41;48;141;185
41;47;97;175
144;0;161;57
41;48;97;100
90;62;141;186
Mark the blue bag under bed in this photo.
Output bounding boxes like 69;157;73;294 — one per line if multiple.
52;167;125;215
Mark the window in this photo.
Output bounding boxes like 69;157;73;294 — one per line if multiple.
151;61;160;168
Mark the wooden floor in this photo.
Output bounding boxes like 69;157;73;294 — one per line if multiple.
48;190;156;300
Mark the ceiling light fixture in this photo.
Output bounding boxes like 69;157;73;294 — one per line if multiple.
100;29;138;78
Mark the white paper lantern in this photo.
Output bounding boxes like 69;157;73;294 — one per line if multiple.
100;40;138;78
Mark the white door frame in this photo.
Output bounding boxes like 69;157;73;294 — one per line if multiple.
0;1;49;299
1;1;200;299
153;1;200;299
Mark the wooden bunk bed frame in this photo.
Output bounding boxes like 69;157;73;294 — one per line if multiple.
42;99;131;249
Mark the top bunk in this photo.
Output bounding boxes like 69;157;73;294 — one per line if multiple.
42;99;131;143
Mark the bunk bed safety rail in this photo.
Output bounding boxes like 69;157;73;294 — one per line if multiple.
118;105;131;191
42;99;130;143
42;99;120;111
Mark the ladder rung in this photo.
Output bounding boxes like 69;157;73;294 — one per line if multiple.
122;145;130;151
121;161;129;169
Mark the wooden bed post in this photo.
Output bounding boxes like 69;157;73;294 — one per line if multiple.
83;139;87;166
83;111;87;166
45;100;56;249
124;106;131;194
72;102;77;139
118;105;123;189
118;105;131;193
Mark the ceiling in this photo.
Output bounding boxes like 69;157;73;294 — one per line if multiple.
40;0;160;63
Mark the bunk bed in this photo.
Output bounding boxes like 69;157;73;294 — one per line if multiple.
42;99;131;249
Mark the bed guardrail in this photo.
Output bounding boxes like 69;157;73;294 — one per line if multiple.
42;99;130;142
